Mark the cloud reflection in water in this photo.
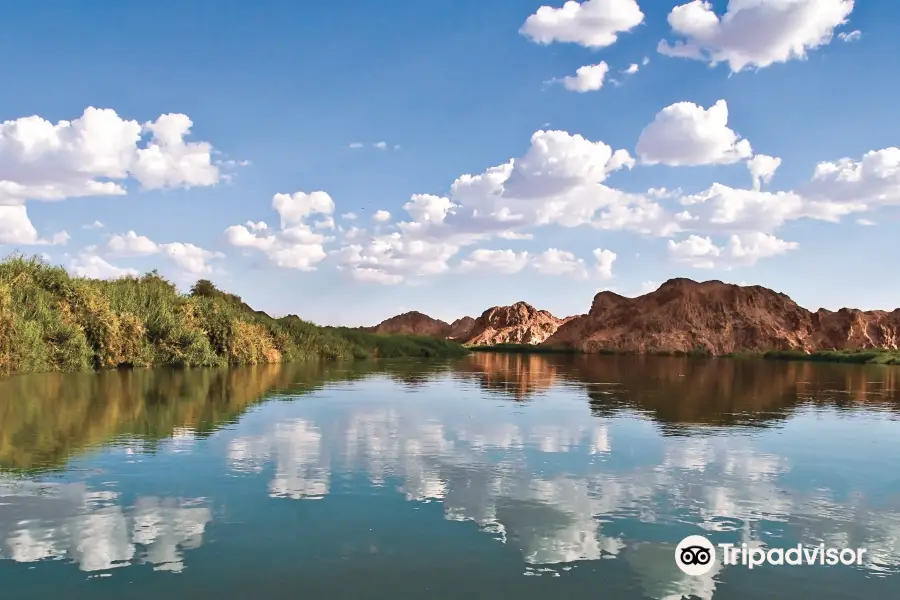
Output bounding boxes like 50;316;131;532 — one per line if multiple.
0;478;211;574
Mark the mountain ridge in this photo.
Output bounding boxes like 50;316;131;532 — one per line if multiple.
367;278;900;354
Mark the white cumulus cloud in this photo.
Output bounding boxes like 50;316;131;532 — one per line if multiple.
747;154;782;190
668;232;798;268
593;248;617;279
457;247;617;280
105;230;223;274
69;253;139;279
372;210;392;223
521;0;644;48
331;128;655;285
559;62;609;92
224;191;336;271
636;99;752;166
531;248;589;278
107;231;159;257
0;205;69;246
0;107;223;207
458;249;531;274
802;147;900;209
658;0;855;72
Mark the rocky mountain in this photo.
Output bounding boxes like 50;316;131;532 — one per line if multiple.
367;278;900;355
544;278;900;354
466;302;566;346
446;316;477;341
368;311;451;337
368;302;567;345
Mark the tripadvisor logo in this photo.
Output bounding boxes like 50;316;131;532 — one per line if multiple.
676;535;717;576
675;535;868;576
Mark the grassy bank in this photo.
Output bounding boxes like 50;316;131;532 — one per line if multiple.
0;254;466;378
470;344;713;357
468;343;583;354
759;349;900;365
470;342;900;365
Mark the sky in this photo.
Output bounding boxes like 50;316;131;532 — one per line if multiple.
1;0;898;326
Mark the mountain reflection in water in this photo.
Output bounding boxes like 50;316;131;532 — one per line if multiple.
1;354;899;599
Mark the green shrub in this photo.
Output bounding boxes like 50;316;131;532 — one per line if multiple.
0;253;468;377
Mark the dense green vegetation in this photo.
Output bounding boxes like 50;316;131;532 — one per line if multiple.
471;344;713;357
0;254;466;378
328;326;469;358
760;349;900;365
469;343;582;354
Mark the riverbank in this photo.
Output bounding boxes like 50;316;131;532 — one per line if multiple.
469;343;900;365
0;255;467;378
754;349;900;365
468;343;582;354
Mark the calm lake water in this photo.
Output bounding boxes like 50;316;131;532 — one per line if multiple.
1;354;899;599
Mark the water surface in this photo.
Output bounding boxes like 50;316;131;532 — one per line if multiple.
1;354;899;599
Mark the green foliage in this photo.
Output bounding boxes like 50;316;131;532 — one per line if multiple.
0;253;468;378
470;343;582;354
326;327;470;359
762;349;900;365
473;341;900;365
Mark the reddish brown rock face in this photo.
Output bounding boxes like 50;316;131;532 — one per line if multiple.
367;278;900;355
544;278;900;354
367;302;566;345
446;316;477;341
368;311;451;337
464;302;566;346
810;308;900;351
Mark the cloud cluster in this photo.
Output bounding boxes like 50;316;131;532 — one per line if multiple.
349;141;397;151
520;0;644;48
668;232;798;269
0;479;211;574
106;231;225;274
324;92;900;283
0;106;235;249
5;12;883;289
0;107;223;206
329;129;644;284
66;230;224;280
0;205;69;246
224;191;336;271
459;247;617;279
69;253;140;280
803;147;900;209
658;0;855;72
636;99;752;166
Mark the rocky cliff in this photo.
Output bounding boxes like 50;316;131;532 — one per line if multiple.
446;316;477;341
368;311;451;337
543;278;900;354
368;302;566;345
465;302;566;346
367;278;900;355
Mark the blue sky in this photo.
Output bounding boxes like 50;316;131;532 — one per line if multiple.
1;0;897;325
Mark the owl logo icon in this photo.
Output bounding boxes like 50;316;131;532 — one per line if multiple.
675;535;716;576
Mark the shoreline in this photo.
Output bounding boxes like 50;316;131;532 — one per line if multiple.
468;344;900;365
0;254;467;379
5;254;899;379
